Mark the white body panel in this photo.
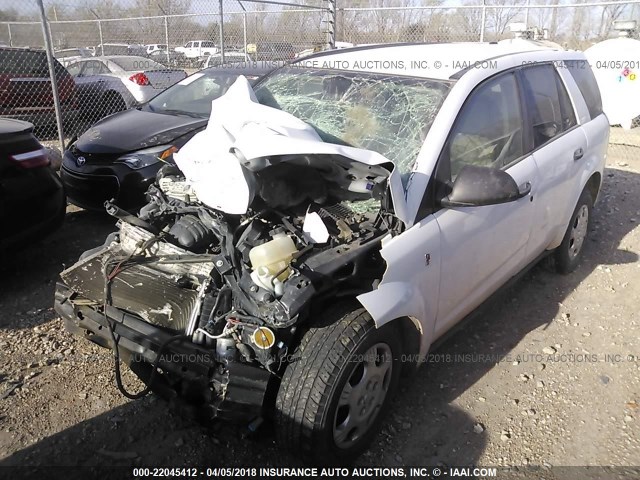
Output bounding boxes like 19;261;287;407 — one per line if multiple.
432;158;538;338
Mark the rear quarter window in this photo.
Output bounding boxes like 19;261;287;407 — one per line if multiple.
520;64;577;148
565;60;603;120
0;49;67;78
0;50;49;76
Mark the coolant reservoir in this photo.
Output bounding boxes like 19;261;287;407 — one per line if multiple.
249;233;297;281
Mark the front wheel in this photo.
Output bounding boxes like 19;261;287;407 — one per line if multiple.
274;304;402;463
555;189;593;274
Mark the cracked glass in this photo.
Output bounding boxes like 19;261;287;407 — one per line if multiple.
254;68;452;177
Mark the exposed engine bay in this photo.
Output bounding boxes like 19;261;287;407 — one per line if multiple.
55;162;400;421
54;75;406;422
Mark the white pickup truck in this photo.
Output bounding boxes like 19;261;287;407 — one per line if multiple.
174;40;219;59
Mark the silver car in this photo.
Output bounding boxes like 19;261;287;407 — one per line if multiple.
67;56;187;120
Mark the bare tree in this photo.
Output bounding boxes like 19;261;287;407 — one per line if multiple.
485;0;521;38
0;8;22;21
598;2;630;39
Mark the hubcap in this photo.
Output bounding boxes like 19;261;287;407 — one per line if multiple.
333;342;393;449
568;204;589;260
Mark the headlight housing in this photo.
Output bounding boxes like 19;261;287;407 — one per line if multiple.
116;145;178;170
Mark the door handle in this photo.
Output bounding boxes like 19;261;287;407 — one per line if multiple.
573;148;584;161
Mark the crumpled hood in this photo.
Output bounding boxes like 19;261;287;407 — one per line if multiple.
173;76;409;222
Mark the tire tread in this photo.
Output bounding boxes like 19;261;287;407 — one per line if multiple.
275;303;389;460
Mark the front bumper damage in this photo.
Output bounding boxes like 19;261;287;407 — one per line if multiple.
54;282;271;424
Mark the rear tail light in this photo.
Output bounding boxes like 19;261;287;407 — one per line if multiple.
9;148;50;168
129;72;150;86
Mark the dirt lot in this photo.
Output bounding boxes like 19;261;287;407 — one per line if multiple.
0;148;639;471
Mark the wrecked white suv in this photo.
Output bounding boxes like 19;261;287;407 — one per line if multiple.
55;43;609;462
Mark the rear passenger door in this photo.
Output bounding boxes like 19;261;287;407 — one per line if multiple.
518;64;588;256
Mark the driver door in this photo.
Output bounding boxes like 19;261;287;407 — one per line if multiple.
431;71;539;338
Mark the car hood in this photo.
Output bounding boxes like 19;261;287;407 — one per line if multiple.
173;76;409;223
75;108;208;155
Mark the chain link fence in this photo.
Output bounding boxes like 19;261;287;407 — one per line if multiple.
0;0;638;163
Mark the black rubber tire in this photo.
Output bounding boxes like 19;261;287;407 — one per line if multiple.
274;303;402;464
555;188;593;274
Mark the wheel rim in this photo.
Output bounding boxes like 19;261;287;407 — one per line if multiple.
333;342;393;449
568;204;589;260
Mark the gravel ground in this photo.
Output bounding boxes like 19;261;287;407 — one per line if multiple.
0;152;639;470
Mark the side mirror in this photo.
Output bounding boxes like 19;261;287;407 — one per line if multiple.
440;164;530;208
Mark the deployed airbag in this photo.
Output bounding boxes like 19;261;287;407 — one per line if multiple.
173;76;408;219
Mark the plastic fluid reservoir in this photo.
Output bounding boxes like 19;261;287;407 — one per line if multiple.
249;233;298;281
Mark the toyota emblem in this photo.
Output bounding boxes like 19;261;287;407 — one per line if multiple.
76;156;86;167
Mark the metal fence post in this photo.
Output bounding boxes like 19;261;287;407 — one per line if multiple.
243;12;248;60
97;20;104;55
480;0;487;42
36;0;65;153
89;9;104;55
164;16;170;64
7;23;12;47
219;0;225;63
326;0;336;49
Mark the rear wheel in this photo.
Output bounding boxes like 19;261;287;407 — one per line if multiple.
555;189;593;274
274;303;402;463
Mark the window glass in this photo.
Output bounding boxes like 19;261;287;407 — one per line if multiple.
254;68;451;175
565;60;603;119
147;72;240;117
81;61;103;76
447;72;524;179
66;62;83;76
555;74;577;131
56;49;80;58
520;64;573;148
0;50;49;75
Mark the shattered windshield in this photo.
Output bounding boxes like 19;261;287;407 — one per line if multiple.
254;67;451;174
